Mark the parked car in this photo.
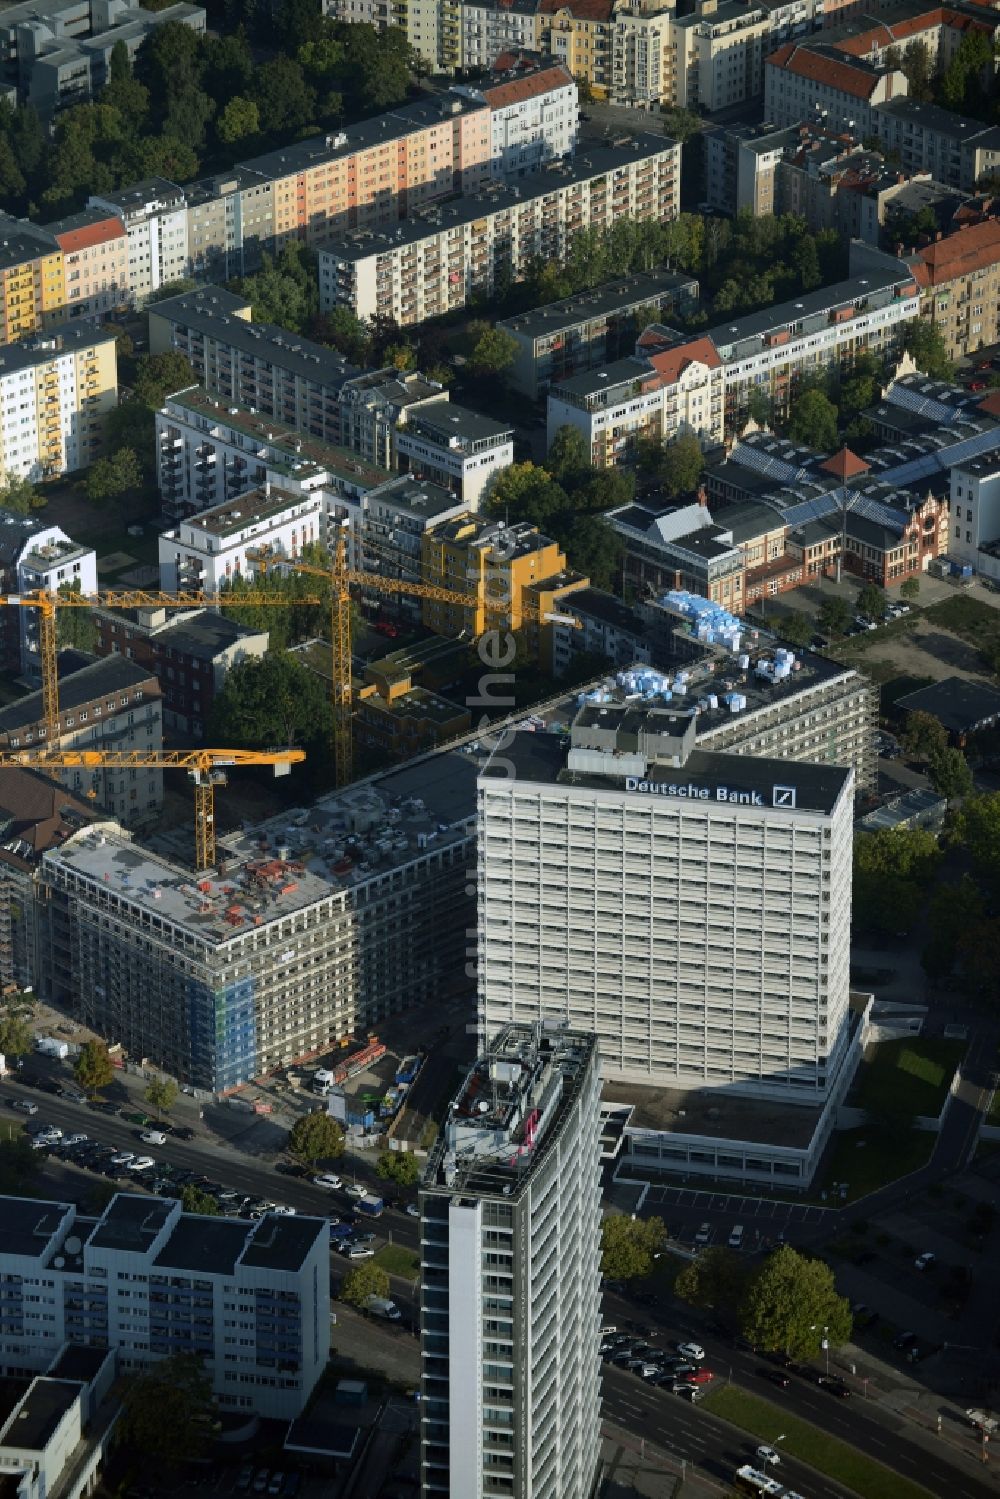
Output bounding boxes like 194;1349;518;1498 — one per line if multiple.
275;1161;308;1178
694;1222;711;1245
62;1133;88;1148
406;1204;420;1218
914;1252;936;1271
128;1156;155;1172
252;1471;270;1494
313;1173;343;1190
761;1369;791;1389
757;1445;782;1467
677;1343;705;1362
9;1099;37;1115
344;1183;367;1198
171;1126;196;1141
685;1369;714;1385
109;1152;134;1166
139;1130;166;1146
821;1377;851;1397
272;1205;296;1217
235;1464;254;1493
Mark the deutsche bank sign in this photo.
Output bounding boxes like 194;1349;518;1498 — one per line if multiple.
624;777;797;809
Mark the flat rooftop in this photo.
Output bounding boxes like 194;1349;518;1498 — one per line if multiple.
151;289;361;392
0;320;114;375
86;1194;174;1254
0;1198;70;1261
498;268;697;343
874;96;1000;144
165;386;393;492
400;400;512;448
897;674;1000;733
46;1345;109;1384
0;1380;80;1453
323;137;675;262
240;1213;326;1272
178;482;317;540
424;1024;597;1202
44;832;339;944
482;731;851;817
603;1081;821;1148
154;1216;251;1276
366;475;465;521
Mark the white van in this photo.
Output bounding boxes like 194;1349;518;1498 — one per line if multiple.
728;1224;745;1249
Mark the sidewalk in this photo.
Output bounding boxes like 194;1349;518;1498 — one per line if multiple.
599;1424;708;1498
829;1342;1000;1485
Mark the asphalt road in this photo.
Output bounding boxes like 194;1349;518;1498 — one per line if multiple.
602;1293;999;1499
0;1076;421;1254
602;1364;856;1499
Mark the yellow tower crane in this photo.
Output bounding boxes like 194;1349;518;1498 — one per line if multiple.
255;535;581;788
0;747;305;869
0;588;322;868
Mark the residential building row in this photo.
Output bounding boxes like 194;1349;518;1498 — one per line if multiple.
704;119;972;245
0;653;165;827
0;1342;118;1499
0;63;579;335
545;245;920;461
496;268;700;400
153;369;514;520
0;0;205;117
0;321;116;484
0;509;98;677
317;134;682;327
0;1191;329;1419
328;0;829;109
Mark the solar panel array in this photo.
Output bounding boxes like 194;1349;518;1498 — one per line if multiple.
879;425;1000;489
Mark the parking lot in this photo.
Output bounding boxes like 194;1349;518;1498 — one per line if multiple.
640;1185;837;1248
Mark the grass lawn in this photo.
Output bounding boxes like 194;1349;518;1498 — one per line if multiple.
819;1128;933;1202
855;1038;965;1119
702;1385;934;1499
374;1243;420;1280
923;594;1000;662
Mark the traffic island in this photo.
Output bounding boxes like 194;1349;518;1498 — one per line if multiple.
701;1385;935;1499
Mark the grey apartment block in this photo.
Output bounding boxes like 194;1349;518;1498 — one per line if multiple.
37;748;477;1092
478;706;854;1102
0;1193;328;1420
419;1023;602;1499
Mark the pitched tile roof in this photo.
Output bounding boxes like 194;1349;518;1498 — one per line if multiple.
912;218;1000;284
766;42;885;100
646;337;723;382
537;0;614;18
478;62;576;106
820;446;871;479
49;213;125;254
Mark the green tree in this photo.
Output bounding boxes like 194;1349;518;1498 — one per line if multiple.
560;514;623;592
658;431;705;497
856;583;885;621
208;652;333;772
853;824;940;934
239;245;318;334
74;1039;115;1098
660;107;701;144
921;875;984;979
133;351;196;407
145;279;198;304
101;39;150;124
181;1184;220;1215
469;325;518;379
900;38;935;103
740;1245;852;1358
902;709;948;763
340;1261;390;1307
0;1006;33;1060
313;307;372;364
120;1354;215;1462
145;1076;178;1119
903;320;954;381
216;95;260;147
85;446;142;506
375;1150;420;1186
817;596;851;635
0;471;44;515
747;387;772;426
546;425;589;485
788;389;839;452
600;1214;665;1280
287;1110;346;1164
952;793;1000;882
56;580;97;654
0;1136;40;1194
900;577;920;601
675;1247;748;1317
777;612;812;648
939;29;994;117
928;747;973;801
256;56;316;136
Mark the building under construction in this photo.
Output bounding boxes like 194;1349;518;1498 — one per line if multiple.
36;743;480;1092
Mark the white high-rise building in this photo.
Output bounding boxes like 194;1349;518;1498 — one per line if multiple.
478;705;854;1104
419;1023;601;1499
